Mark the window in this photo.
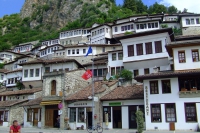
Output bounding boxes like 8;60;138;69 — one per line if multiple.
116;67;121;75
24;69;28;78
4;111;8;122
98;69;103;76
136;24;139;29
155;41;162;53
106;28;108;33
51;80;56;95
72;49;75;54
93;69;97;77
192;50;199;62
144;68;149;74
155;22;158;28
45;67;50;73
136;43;143;55
30;69;34;77
151;104;161;122
151;23;155;28
162;80;171;93
35;68;40;77
186;19;190;25
76;49;79;54
111;67;115;76
185;103;197;122
128;45;134;57
178;51;186;63
131;24;133;29
103;107;111;122
196;18;200;24
118;53;123;60
165;103;176;122
150;81;158;94
148;23;151;28
112;53;116;61
191;19;195;24
1;74;4;80
145;42;152;54
103;68;107;76
27;109;32;122
115;27;118;32
68;50;71;55
102;47;105;53
78;108;84;122
70;108;76;122
134;70;139;77
83;49;86;54
128;25;130;30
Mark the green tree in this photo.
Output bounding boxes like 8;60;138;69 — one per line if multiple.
0;63;4;69
120;69;133;80
136;0;148;14
16;81;25;90
123;0;137;13
148;2;167;14
136;110;144;133
167;5;178;14
182;8;188;13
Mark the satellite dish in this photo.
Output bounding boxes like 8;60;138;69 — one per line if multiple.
106;72;111;80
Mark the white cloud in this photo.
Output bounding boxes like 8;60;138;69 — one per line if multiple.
159;0;200;13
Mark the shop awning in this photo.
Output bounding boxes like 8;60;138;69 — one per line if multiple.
40;100;61;105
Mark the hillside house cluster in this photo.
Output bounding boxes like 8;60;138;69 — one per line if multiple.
0;13;199;131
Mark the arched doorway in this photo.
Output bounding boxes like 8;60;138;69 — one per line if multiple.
51;80;56;95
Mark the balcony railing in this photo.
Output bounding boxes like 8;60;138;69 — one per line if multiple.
179;88;200;98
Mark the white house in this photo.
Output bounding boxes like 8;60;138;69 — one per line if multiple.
135;37;200;131
115;28;174;78
12;41;39;53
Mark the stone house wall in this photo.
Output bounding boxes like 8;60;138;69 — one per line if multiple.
9;104;25;126
182;26;200;35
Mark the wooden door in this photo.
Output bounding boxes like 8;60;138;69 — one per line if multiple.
45;109;54;127
51;80;56;95
33;109;38;126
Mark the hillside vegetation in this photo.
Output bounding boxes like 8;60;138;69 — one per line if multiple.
0;0;183;51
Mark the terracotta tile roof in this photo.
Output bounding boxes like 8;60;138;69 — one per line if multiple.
4;68;22;74
21;97;42;106
0;99;28;107
101;85;144;100
135;70;200;80
66;80;118;101
83;59;107;66
0;69;9;73
0;88;42;96
19;58;83;68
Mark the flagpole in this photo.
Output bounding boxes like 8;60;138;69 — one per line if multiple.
92;47;95;130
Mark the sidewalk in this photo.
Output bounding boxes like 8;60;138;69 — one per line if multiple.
0;127;197;133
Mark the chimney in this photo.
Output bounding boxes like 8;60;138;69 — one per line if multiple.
153;66;159;73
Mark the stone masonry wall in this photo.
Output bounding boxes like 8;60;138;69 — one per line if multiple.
182;26;200;35
9;105;25;126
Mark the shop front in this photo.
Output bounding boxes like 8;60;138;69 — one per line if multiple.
102;100;144;129
68;101;93;130
0;109;9;127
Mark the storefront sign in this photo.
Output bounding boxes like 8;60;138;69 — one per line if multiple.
74;103;88;106
109;102;121;106
145;86;149;115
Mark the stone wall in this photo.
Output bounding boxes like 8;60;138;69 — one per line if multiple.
96;46;122;54
9;104;25;126
182;26;200;35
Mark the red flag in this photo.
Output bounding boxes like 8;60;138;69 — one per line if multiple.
82;70;92;80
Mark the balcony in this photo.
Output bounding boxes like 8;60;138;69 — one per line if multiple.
179;88;200;98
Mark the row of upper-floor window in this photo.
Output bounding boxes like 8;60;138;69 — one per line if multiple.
178;49;199;63
7;77;18;84
110;66;124;76
68;48;86;55
42;40;59;45
60;30;89;38
40;46;59;56
114;24;134;32
0;54;12;58
111;52;123;61
186;18;200;25
91;28;108;37
127;40;162;57
24;68;40;78
91;38;105;44
149;103;197;122
44;67;69;73
137;22;159;30
14;45;32;52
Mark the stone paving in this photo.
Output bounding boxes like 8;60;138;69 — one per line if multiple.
0;127;197;133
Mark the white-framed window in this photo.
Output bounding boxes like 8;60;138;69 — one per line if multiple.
35;68;40;77
76;49;79;54
186;19;190;25
30;69;34;77
24;69;28;78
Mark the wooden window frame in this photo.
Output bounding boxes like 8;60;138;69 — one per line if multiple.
150;81;159;94
136;43;143;55
151;104;162;122
162;80;171;94
127;45;134;57
155;41;162;53
118;53;123;60
134;70;139;77
185;103;197;122
192;50;199;62
27;109;32;122
165;103;176;122
144;68;149;74
178;51;186;63
145;42;152;54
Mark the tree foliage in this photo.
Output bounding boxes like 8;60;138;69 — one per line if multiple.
120;69;133;81
136;110;144;133
168;5;178;14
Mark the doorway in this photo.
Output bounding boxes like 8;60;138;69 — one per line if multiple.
113;106;122;128
33;109;38;126
129;106;137;129
45;105;58;128
86;107;92;127
0;111;3;126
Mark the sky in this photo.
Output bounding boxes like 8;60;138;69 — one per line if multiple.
0;0;200;18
